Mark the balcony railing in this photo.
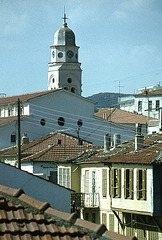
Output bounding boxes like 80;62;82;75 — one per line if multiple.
84;192;100;207
71;192;100;209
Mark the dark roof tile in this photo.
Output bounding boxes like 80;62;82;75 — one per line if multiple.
0;185;136;240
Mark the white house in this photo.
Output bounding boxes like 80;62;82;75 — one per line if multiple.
119;85;162;133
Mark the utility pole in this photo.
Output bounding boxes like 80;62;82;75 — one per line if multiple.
17;98;21;169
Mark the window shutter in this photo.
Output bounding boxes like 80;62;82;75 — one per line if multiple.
137;169;140;200
102;213;107;226
102;169;107;198
130;169;134;199
142;169;146;200
111;169;115;198
117;169;121;198
109;214;114;232
109;169;112;196
124;169;127;199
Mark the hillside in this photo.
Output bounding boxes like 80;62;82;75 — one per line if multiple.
87;92;131;112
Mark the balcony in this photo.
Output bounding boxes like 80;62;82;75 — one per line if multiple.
71;192;100;209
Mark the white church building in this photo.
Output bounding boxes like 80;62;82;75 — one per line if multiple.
0;15;135;149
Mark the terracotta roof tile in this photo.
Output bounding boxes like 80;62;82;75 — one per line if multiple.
66;133;162;165
0;185;137;240
0;132;99;163
95;108;155;124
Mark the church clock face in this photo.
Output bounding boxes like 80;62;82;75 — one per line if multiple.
67;50;74;59
58;52;63;58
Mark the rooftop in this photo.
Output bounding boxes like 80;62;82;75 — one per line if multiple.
0;132;99;163
63;133;162;165
0;89;61;105
0;184;137;240
95;108;151;124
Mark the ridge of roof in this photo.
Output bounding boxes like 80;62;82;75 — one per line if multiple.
0;184;137;240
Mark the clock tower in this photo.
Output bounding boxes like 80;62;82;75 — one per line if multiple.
48;13;82;95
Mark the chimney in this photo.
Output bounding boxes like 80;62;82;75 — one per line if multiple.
104;133;111;152
21;133;29;145
136;123;142;135
135;135;144;151
114;133;121;147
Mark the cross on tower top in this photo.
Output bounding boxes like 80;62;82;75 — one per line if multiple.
62;8;68;27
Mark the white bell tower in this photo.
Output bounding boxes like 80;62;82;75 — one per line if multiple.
48;13;82;95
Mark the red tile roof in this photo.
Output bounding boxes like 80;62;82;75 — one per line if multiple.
0;89;61;105
95;108;154;124
65;133;162;165
0;184;137;240
0;132;100;163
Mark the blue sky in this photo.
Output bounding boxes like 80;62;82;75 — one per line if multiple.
1;0;162;97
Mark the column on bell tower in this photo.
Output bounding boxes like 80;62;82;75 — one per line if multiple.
48;13;82;95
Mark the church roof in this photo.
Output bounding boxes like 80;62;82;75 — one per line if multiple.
0;89;61;105
0;89;95;106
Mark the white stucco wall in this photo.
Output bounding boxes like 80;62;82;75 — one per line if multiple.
0;90;136;149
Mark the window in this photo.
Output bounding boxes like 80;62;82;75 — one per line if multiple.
84;170;89;193
40;118;46;126
102;169;107;198
49;171;57;184
57;139;61;145
85;212;89;220
138;101;142;111
156;100;160;110
11;132;16;143
111;168;121;198
59;167;70;188
77;119;83;127
58;117;65;126
67;78;72;83
71;87;75;93
124;169;133;199
148;100;152;110
137;169;146;200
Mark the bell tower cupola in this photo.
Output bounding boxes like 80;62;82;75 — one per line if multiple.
48;13;82;95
